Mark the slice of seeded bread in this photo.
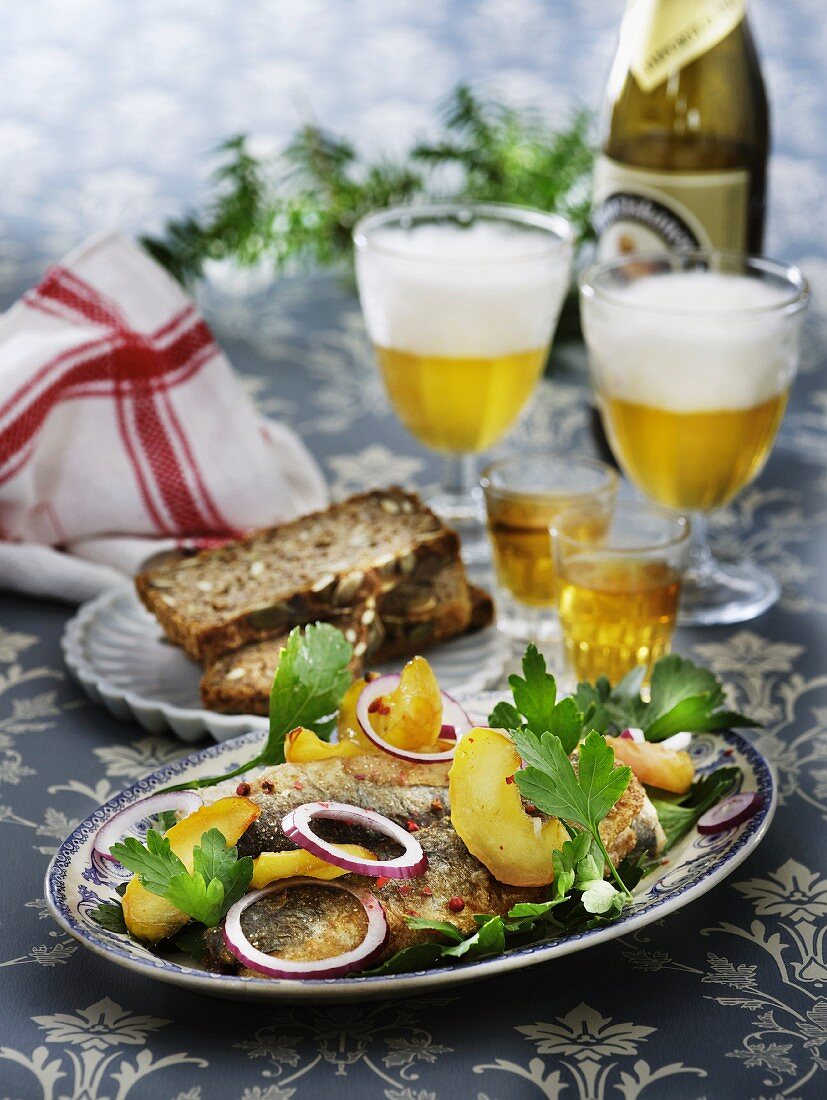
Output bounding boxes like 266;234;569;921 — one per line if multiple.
200;632;293;716
136;488;460;662
199;580;494;716
199;560;475;716
199;613;371;717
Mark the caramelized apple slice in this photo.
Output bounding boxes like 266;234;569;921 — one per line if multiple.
251;844;377;888
337;679;378;753
606;736;694;794
376;657;443;750
121;795;260;942
449;726;567;886
338;659;445;754
285;727;364;763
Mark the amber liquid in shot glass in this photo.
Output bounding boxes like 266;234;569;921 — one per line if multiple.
553;501;690;684
487;493;560;607
488;496;613;605
482;455;617;642
557;557;681;683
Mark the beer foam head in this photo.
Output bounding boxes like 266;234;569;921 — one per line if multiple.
582;271;803;411
356;220;572;357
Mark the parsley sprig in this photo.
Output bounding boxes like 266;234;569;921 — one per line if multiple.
499;644;757;744
513;728;633;900
108;827;253;928
489;645;582;754
166;622;354;792
574;654;758;741
488;646;633;898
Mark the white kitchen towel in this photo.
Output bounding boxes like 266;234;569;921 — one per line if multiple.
0;231;327;602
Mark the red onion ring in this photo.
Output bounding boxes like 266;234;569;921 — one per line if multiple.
282;800;428;879
222;876;388;978
94;791;203;862
355;673;472;762
619;728;645;743
697;792;763;834
659;732;692;752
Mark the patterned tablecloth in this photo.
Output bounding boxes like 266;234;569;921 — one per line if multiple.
0;273;825;1100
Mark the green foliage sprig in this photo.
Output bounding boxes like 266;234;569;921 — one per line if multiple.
142;84;595;286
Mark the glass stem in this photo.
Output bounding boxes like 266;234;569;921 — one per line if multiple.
687;510;715;583
427;453;489;564
431;453;482;523
442;453;479;504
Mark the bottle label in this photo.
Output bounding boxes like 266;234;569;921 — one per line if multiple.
621;0;747;92
593;155;749;257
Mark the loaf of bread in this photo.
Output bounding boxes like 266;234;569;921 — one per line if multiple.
136;488;459;663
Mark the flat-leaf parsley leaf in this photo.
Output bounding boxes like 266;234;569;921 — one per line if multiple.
489;645;583;754
165;622;353;791
110;827;253;928
513;729;632;897
575;655;758;742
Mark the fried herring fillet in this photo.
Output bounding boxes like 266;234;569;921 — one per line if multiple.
232;752;662;864
202;818;545;973
233;755;451;859
200;751;664;974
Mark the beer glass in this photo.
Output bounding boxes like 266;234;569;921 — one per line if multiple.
481;453;617;641
354;203;574;560
553;501;690;684
579;251;809;625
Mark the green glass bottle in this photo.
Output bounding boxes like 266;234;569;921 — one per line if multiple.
594;0;769;258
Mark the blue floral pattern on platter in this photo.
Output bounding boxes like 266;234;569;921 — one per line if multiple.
45;692;776;1003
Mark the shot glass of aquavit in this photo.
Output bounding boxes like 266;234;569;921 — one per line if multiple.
579;250;809;625
552;501;690;685
354;203;574;562
481;453;617;642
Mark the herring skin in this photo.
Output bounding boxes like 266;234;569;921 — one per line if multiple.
233;755;451;859
204;819;544;972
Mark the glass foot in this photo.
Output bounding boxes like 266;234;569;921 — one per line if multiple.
495;595;561;645
678;557;780;626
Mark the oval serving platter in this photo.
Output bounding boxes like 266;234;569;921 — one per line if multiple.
45;691;775;1003
62;584;510;743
